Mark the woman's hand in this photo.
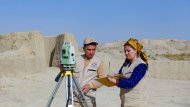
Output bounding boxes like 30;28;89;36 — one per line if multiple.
107;76;119;84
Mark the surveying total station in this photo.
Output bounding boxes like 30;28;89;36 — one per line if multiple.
46;42;88;107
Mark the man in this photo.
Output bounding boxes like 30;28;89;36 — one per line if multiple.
74;37;106;107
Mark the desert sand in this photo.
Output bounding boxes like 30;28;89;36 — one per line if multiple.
0;67;190;107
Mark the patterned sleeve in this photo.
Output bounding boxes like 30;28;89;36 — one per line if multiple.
117;63;148;89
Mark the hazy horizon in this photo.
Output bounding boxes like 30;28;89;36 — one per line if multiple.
1;0;190;46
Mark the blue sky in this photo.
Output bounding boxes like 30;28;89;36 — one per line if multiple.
0;0;190;46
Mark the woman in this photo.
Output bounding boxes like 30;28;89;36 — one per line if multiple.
108;38;148;107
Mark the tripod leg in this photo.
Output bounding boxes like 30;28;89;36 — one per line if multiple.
65;75;74;107
72;77;89;107
46;76;64;107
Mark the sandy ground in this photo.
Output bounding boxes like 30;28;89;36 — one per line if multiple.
0;67;190;107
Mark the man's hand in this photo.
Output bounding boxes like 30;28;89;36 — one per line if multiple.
82;84;90;94
56;59;61;68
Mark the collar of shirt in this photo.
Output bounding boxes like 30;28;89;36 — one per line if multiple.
84;55;92;66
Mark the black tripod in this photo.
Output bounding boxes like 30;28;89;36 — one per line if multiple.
45;67;88;107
